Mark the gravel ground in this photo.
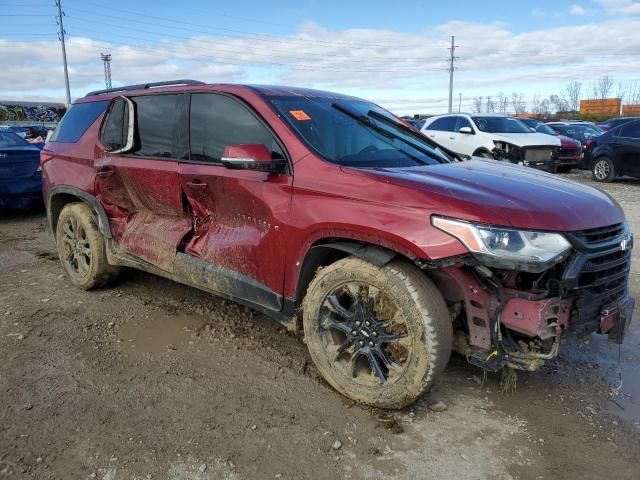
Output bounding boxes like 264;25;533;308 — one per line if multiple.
1;170;639;479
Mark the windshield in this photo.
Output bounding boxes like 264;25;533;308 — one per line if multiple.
472;116;531;134
266;95;449;168
0;130;30;147
555;125;602;142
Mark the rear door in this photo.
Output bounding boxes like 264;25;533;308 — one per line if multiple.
612;121;640;176
422;116;457;151
178;92;292;307
95;94;192;272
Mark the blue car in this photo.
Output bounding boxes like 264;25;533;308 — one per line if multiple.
0;130;43;208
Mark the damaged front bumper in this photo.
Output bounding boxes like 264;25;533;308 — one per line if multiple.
425;221;635;372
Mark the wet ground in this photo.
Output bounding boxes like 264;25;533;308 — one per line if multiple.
1;170;639;479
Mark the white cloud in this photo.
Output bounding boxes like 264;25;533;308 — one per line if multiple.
569;4;594;15
1;17;640;114
593;0;640;14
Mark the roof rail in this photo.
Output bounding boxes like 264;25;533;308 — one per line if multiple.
84;79;205;97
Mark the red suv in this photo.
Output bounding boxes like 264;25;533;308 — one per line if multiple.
42;80;634;408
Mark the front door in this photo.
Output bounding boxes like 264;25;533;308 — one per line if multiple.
613;122;640;177
95;94;192;272
178;92;293;309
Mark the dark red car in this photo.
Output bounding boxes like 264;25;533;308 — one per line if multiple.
518;117;582;172
42;80;634;408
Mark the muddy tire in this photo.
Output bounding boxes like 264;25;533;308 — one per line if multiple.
592;156;615;182
302;257;452;409
55;202;118;290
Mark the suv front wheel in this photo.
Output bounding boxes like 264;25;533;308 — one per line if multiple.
55;202;118;290
302;257;452;409
592;156;615;182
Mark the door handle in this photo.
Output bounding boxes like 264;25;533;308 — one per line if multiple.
186;180;208;190
449;137;455;140
96;166;114;177
429;134;436;138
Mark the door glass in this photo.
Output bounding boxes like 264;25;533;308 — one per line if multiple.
455;116;472;131
618;122;640;139
190;93;279;163
101;98;129;151
428;117;456;132
130;94;180;158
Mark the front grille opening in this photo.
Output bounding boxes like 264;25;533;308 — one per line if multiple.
579;263;628;287
573;223;624;244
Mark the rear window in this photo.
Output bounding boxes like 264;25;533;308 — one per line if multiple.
49;101;109;143
0;130;29;147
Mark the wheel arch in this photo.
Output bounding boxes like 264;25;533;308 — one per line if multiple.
47;186;112;238
294;239;404;306
472;147;493;158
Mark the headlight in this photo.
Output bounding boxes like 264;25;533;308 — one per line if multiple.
432;216;571;272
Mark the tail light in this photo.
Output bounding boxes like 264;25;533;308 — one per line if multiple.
40;149;54;166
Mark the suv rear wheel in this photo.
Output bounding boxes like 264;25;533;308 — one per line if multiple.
55;202;118;289
592;156;615;182
302;257;452;409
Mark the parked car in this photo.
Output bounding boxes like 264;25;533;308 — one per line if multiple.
0;130;43;208
42;80;634;409
596;117;640;132
404;118;426;130
546;122;604;169
585;119;640;182
420;113;561;171
517;118;581;172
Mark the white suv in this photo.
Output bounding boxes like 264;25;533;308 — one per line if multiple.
420;113;561;169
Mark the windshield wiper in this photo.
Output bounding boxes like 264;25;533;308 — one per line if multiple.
366;110;463;163
332;103;434;165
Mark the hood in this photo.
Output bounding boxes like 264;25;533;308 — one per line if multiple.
357;159;624;232
558;134;581;148
492;132;561;147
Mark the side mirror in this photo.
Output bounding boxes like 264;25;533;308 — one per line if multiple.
221;144;283;172
459;126;473;134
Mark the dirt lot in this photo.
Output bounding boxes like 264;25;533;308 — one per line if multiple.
1;171;640;480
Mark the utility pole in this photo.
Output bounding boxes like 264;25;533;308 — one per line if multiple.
55;0;71;105
101;53;112;90
458;92;462;112
447;35;458;113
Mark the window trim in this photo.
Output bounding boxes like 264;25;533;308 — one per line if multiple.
99;92;188;161
182;91;292;175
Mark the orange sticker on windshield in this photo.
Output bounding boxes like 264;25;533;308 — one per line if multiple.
289;110;311;121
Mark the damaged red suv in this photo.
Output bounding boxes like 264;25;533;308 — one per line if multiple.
42;80;634;408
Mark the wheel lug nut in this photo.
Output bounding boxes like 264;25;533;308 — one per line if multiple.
365;321;370;326
372;331;378;337
359;340;365;347
369;341;374;347
351;330;357;336
355;321;361;326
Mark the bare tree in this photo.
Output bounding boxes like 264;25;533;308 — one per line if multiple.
496;92;509;114
472;96;483;113
564;81;582;112
627;80;640;105
531;93;542;114
616;81;627;104
511;92;527;114
539;98;551;115
485;96;495;113
549;94;568;113
596;75;615;100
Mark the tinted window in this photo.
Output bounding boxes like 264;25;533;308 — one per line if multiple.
266;96;448;167
131;94;181;158
617;121;640;139
428;117;456;131
472;116;531;133
455;116;473;131
100;97;130;151
190;93;279;163
49;101;109;143
0;131;29;147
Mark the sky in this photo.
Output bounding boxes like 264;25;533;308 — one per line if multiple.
0;0;639;114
